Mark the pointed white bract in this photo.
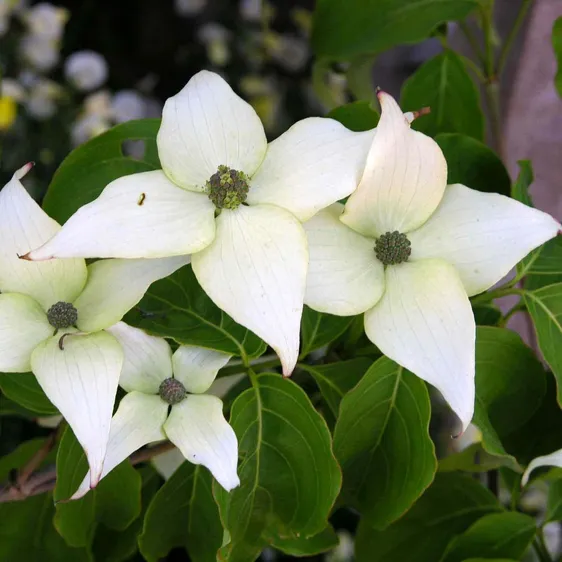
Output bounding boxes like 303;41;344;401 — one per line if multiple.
24;70;375;376
0;165;87;309
522;449;562;486
31;330;124;486
69;325;239;499
303;90;560;430
192;204;307;376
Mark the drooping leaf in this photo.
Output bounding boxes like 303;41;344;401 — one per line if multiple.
0;493;91;562
272;524;339;556
553;17;562;98
440;512;536;562
435;134;511;195
54;427;142;548
214;374;341;562
43;119;161;224
300;307;355;357
327;101;379;131
525;283;562;405
125;264;265;359
355;473;501;562
333;356;436;528
300;358;372;415
0;372;58;415
139;462;222;562
401;51;484;140
311;0;477;59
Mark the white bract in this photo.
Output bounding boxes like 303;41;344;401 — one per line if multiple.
522;449;562;486
0;164;188;486
304;91;560;432
64;50;109;92
26;70;375;375
71;322;238;499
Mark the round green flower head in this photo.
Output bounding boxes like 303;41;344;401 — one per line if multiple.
47;301;78;330
206;165;250;210
374;231;411;266
159;377;187;405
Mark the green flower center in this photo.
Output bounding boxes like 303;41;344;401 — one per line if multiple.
374;231;411;266
47;301;78;330
206;165;250;210
158;377;187;405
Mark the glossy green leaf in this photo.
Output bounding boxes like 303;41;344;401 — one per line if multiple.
125;264;265;359
438;443;506;474
472;305;502;326
139;462;222;562
300;307;355;357
525;283;562;405
333;356;436;528
462;559;518;562
553;17;562;97
0;493;91;562
473;327;546;468
43;119;160;224
435;134;511;195
401;51;484;140
300;357;372;415
327;101;379;131
54;427;142;548
511;160;534;207
441;512;536;562
355;473;501;562
545;472;562;522
311;0;477;59
272;524;339;556
214;374;341;562
524;238;562;290
0;372;58;415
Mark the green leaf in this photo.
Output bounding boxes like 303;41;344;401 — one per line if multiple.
333;356;436;528
355;473;501;562
327;101;379;131
435;133;511;195
553;17;562;97
441;512;536;562
272;524;339;556
0;372;58;414
473;327;546;467
462;559;518;562
524;238;562;290
0;493;91;562
472;305;502;326
54;427;142;548
311;0;477;60
43;119;160;224
125;264;265;359
214;373;341;562
525;283;562;405
438;443;507;474
511;160;534;206
300;357;372;415
0;438;53;481
300;307;355;357
139;462;222;562
545;472;562;522
401;51;484;140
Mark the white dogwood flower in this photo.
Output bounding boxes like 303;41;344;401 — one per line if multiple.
0;164;188;485
522;449;562;485
25;70;374;375
304;91;560;431
70;322;238;499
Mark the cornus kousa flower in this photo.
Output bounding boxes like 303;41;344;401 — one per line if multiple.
70;322;238;499
303;91;560;432
25;70;374;375
0;164;188;484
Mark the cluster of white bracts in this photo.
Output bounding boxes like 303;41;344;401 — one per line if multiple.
1;71;559;497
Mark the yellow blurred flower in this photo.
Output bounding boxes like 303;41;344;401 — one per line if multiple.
0;96;17;130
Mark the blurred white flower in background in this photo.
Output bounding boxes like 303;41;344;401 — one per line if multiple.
111;89;147;123
20;34;60;71
22;2;68;40
239;0;262;21
71;114;111;146
198;22;230;66
326;531;354;562
0;0;25;36
174;0;206;17
65;50;109;92
25;78;63;119
1;78;26;102
265;32;309;73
